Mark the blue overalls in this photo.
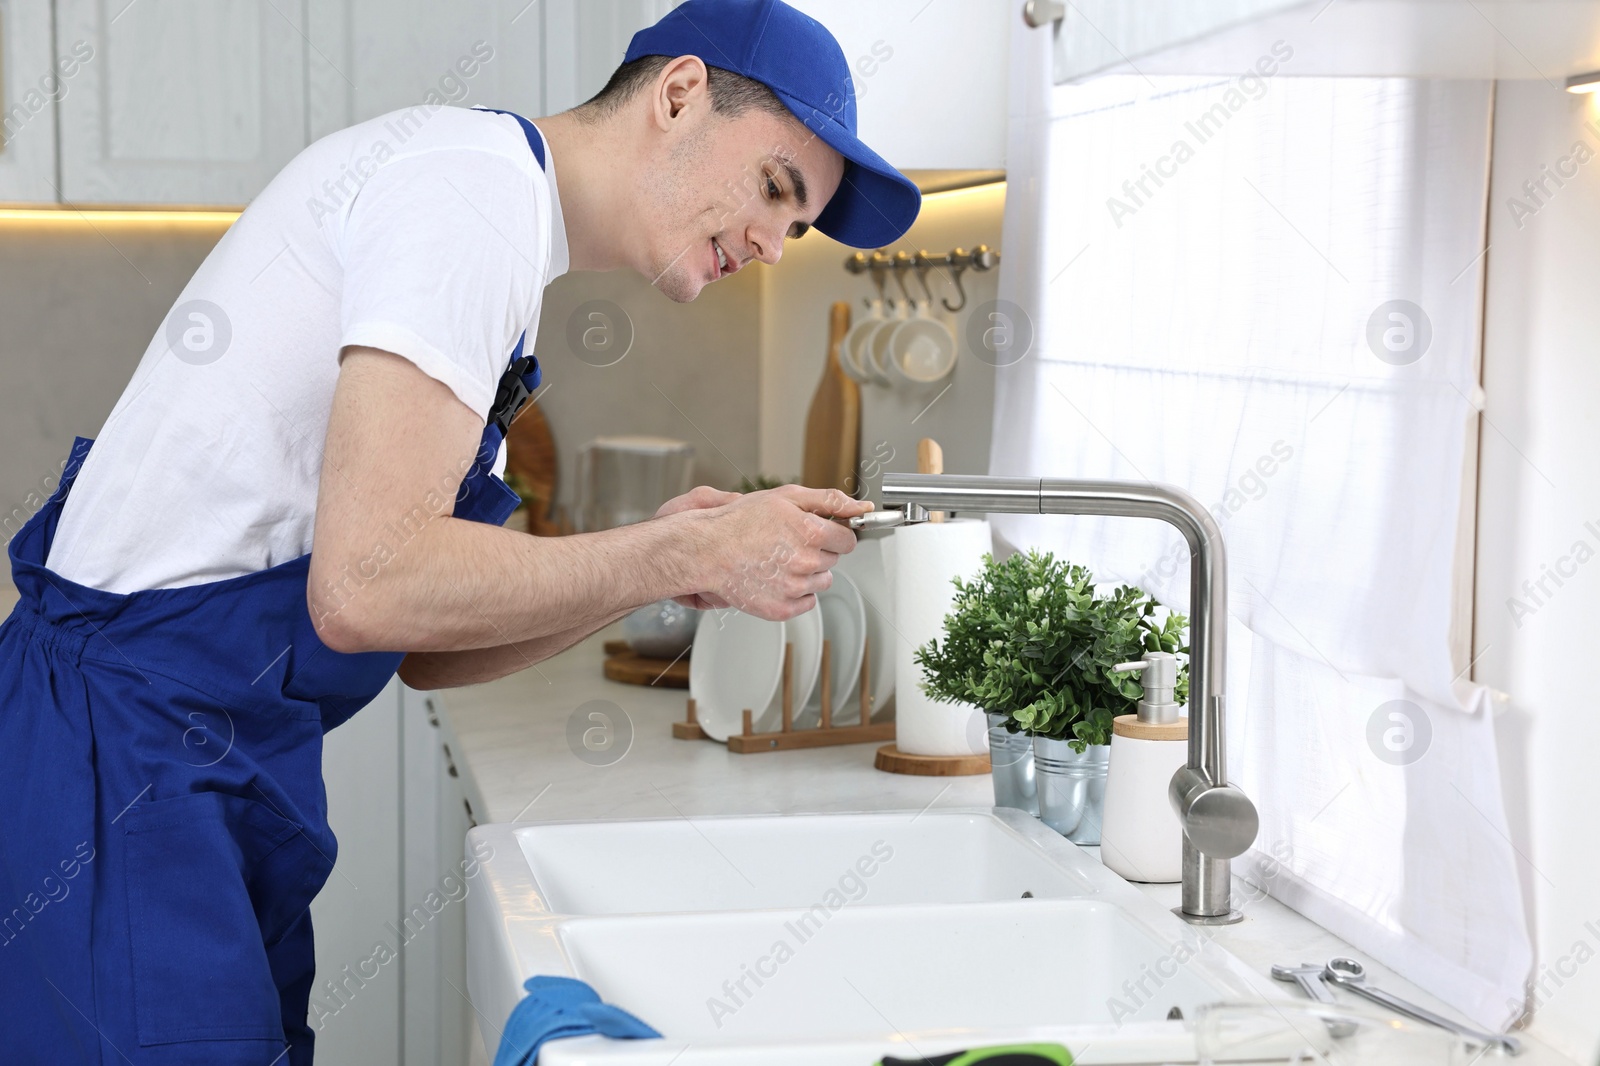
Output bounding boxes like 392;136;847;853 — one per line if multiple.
0;110;547;1065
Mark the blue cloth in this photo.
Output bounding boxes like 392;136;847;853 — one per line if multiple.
0;110;549;1065
492;977;660;1066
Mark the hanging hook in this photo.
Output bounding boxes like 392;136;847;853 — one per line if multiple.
942;247;971;313
890;251;915;306
912;250;938;306
867;263;889;310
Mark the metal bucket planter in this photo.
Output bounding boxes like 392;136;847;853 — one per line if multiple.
1033;737;1110;844
985;712;1037;815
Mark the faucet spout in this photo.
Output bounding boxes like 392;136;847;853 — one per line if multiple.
879;472;1258;924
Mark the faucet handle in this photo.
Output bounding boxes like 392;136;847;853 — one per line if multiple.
1170;767;1259;860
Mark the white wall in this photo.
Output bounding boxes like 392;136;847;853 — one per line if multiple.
757;181;1007;494
1476;81;1600;1064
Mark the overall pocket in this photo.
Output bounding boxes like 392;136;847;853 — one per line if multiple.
123;791;331;1046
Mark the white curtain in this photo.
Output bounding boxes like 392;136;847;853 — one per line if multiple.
991;26;1530;1027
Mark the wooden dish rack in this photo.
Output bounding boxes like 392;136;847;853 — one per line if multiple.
673;637;895;753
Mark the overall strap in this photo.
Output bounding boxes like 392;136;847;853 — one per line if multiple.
481;107;546;442
452;109;549;526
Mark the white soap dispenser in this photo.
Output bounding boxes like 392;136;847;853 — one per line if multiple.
1100;652;1187;884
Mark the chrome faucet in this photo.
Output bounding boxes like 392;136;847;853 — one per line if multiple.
869;473;1259;924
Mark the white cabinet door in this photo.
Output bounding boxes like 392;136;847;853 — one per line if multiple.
784;0;1010;170
0;0;66;200
398;684;478;1066
56;0;308;204
436;735;476;1066
311;678;405;1065
541;0;677;115
305;0;545;141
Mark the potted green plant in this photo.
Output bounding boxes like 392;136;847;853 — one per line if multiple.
915;550;1188;841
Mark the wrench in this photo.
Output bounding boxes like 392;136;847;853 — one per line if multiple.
1271;962;1338;1004
1272;963;1357;1037
1322;956;1522;1055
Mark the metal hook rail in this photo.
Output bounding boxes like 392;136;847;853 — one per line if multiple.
844;245;1001;313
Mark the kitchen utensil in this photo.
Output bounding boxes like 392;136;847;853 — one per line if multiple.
832;537;896;721
840;301;884;383
1321;957;1522;1054
687;611;785;743
888;255;957;384
800;301;861;494
783;605;824;730
601;642;690;688
864;300;907;385
573;436;694;533
918;437;946;523
620;599;697;660
796;569;867;729
842;269;892;384
504;398;559;535
888;304;957;384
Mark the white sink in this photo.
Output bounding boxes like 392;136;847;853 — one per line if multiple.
467;808;1280;1064
561;899;1230;1039
516;810;1096;914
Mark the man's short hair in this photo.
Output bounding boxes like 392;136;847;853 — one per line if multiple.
574;54;792;123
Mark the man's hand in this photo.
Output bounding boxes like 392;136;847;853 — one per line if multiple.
654;486;740;609
669;485;872;621
653;485;741;519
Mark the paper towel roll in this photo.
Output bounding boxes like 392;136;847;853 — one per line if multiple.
891;519;993;756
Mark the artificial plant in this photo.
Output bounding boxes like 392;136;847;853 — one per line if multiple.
914;550;1188;752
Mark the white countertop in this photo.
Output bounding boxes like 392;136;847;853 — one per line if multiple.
439;626;1572;1064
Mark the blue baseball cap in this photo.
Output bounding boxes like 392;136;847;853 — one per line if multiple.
623;0;922;249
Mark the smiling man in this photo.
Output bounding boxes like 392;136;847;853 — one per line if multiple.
0;1;920;1063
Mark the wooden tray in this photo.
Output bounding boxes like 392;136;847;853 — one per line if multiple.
602;641;690;688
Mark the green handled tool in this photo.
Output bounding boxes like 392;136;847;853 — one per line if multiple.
877;1044;1073;1066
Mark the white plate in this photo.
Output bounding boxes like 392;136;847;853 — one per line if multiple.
796;570;868;729
833;538;896;721
688;611;785;742
781;605;824;731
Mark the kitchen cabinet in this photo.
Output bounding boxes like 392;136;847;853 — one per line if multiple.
541;0;677;115
55;0;309;204
304;0;545;141
785;0;1010;170
310;679;476;1065
8;0;1006;204
0;0;64;201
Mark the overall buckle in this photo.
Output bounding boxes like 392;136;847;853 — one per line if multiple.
489;356;537;437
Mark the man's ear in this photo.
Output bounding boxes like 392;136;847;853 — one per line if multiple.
651;54;711;130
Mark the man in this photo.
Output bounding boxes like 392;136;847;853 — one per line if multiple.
0;0;920;1062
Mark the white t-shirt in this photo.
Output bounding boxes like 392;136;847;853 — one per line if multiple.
47;105;569;593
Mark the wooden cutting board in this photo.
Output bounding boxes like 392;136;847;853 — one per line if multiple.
800;302;861;494
505;400;561;536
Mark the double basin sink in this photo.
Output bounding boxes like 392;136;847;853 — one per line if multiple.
464;807;1277;1064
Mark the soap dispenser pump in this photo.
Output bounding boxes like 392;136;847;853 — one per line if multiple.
1100;652;1187;884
